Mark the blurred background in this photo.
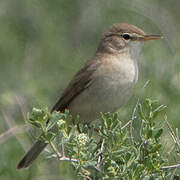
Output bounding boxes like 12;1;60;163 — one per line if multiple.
0;0;179;179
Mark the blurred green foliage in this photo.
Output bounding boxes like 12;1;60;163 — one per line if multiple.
0;0;179;179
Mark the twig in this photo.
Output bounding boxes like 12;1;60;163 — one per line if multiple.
168;144;175;155
49;140;78;163
176;128;180;148
170;168;177;180
165;116;180;151
49;141;62;158
61;138;65;157
15;95;27;123
59;156;78;163
0;124;29;144
121;120;131;130
130;99;139;145
51;138;76;162
142;80;150;89
162;163;180;169
79;173;92;180
96;139;105;170
130;80;150;145
2;111;30;150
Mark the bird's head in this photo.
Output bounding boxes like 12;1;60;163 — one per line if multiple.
97;23;162;58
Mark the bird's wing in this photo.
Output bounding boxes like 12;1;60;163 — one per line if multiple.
51;58;100;112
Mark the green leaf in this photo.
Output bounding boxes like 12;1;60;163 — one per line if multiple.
142;176;153;180
29;120;42;128
138;103;146;121
151;144;162;153
154;129;163;139
86;161;96;167
152;105;167;119
28;107;50;125
147;129;153;139
46;132;56;142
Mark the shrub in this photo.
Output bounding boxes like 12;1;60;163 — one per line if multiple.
28;98;180;179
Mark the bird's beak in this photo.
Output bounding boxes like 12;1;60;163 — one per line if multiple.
143;35;162;41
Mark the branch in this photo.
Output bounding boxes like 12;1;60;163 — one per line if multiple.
49;141;62;158
2;111;31;150
121;120;131;130
165;116;180;151
0;125;29;144
130;98;139;145
162;163;180;169
96;139;105;170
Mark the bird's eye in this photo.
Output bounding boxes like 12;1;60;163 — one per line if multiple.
122;33;131;40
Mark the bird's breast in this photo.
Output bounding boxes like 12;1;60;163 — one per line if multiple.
69;55;138;124
95;55;138;91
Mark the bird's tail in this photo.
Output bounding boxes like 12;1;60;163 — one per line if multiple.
17;139;47;169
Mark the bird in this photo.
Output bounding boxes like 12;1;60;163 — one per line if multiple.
17;23;161;169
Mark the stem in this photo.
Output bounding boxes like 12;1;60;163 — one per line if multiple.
162;163;180;169
165;117;180;151
49;141;78;162
61;138;65;157
49;141;62;158
121;120;131;130
96;139;105;170
130;98;139;145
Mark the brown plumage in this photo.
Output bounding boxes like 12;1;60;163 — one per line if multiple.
51;58;100;113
